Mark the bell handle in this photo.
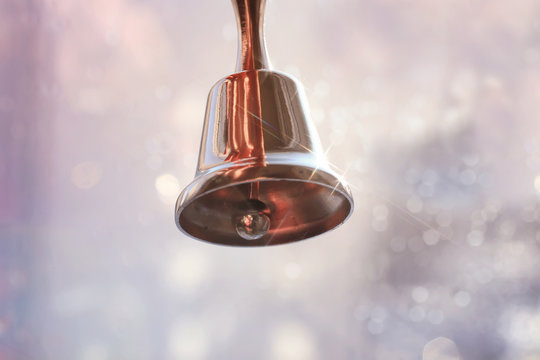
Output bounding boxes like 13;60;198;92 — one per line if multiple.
232;0;271;72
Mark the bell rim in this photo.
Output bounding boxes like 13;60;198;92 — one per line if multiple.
175;164;354;247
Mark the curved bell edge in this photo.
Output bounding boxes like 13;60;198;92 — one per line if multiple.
175;157;354;247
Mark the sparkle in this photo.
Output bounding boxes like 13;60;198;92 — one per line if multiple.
285;262;302;280
407;196;423;213
423;337;460;360
534;175;540;194
71;161;103;190
423;229;440;246
467;230;484;247
155;173;180;204
271;322;316;360
454;291;471;308
412;286;429;303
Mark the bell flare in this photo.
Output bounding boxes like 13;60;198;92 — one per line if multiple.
176;157;353;246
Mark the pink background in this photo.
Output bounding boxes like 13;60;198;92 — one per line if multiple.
2;0;540;359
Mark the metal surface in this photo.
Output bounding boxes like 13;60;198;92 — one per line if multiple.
232;0;270;71
175;0;353;246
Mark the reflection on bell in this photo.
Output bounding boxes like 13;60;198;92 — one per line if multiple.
175;0;353;246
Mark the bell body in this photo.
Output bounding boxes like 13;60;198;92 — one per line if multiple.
176;70;353;246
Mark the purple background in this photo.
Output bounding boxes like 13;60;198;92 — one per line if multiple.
2;0;540;359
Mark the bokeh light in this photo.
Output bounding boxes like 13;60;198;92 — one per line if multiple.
2;0;540;359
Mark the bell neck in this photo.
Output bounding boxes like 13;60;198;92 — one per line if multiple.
232;0;271;72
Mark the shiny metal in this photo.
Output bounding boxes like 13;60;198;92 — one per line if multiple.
232;0;270;71
175;0;353;246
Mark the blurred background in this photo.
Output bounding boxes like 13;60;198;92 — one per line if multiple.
1;0;540;359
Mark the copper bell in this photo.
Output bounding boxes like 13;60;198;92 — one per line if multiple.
175;0;353;246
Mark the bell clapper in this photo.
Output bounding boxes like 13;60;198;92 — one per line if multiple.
235;182;270;240
236;209;270;241
235;189;270;240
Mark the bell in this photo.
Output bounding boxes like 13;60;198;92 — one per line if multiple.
175;0;353;246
